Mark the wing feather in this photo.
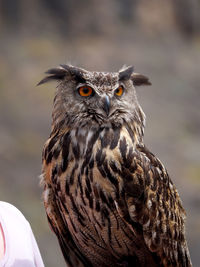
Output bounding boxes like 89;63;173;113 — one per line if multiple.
115;144;192;266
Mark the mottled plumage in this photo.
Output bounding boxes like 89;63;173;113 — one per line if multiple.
39;64;192;266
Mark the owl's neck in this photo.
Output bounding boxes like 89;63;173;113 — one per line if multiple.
50;121;145;151
51;104;145;145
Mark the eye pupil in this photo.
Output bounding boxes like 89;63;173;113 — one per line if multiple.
83;88;89;94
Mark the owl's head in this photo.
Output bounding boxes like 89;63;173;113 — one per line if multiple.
38;64;151;131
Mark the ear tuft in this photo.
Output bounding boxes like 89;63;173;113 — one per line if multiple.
60;64;86;83
37;66;68;86
119;66;134;81
37;64;86;86
131;73;151;86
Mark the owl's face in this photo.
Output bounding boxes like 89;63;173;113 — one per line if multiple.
39;65;151;129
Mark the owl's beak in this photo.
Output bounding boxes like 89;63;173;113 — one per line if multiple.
102;95;110;116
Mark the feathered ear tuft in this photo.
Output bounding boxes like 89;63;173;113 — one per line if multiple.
119;66;134;81
60;64;86;83
37;66;68;86
37;64;86;86
131;73;151;86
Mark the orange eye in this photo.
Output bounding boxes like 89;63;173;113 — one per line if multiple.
115;86;124;96
78;86;94;97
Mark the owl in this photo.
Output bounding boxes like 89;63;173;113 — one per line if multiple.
39;64;192;267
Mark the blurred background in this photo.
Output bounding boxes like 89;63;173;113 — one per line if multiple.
0;0;200;266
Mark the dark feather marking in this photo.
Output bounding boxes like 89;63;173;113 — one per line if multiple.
51;165;58;182
70;163;78;185
151;170;158;191
92;213;102;230
61;132;71;172
59;197;69;214
80;230;89;243
99;189;109;206
109;160;121;175
101;207;109;226
122;168;133;182
53;147;61;160
103;161;119;189
137;173;144;186
69;194;85;226
92;217;101;235
96;149;106;166
119;137;128;162
98;165;107;178
89;157;94;169
56;181;61;192
48;135;59;154
83;128;102;166
89;197;93;209
78;174;85;206
124;147;134;169
93;184;100;199
89;168;94;182
85;166;89;177
108;195;114;207
100;128;111;148
72;143;80;159
126;182;144;199
146;171;151;186
95;200;100;212
110;126;121;150
129;160;138;173
46;151;53;165
65;179;70;195
86;176;92;194
81;164;85;175
43;146;48;161
85;188;93;208
107;215;112;245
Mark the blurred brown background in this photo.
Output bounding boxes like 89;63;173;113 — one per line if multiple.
0;0;200;266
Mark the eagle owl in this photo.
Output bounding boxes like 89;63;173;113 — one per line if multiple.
39;65;192;267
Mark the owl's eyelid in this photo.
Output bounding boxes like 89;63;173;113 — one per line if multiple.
76;84;94;90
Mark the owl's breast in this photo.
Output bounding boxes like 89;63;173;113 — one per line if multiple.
58;158;143;266
51;126;147;265
43;125;149;265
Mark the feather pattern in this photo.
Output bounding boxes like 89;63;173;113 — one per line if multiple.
40;65;192;267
